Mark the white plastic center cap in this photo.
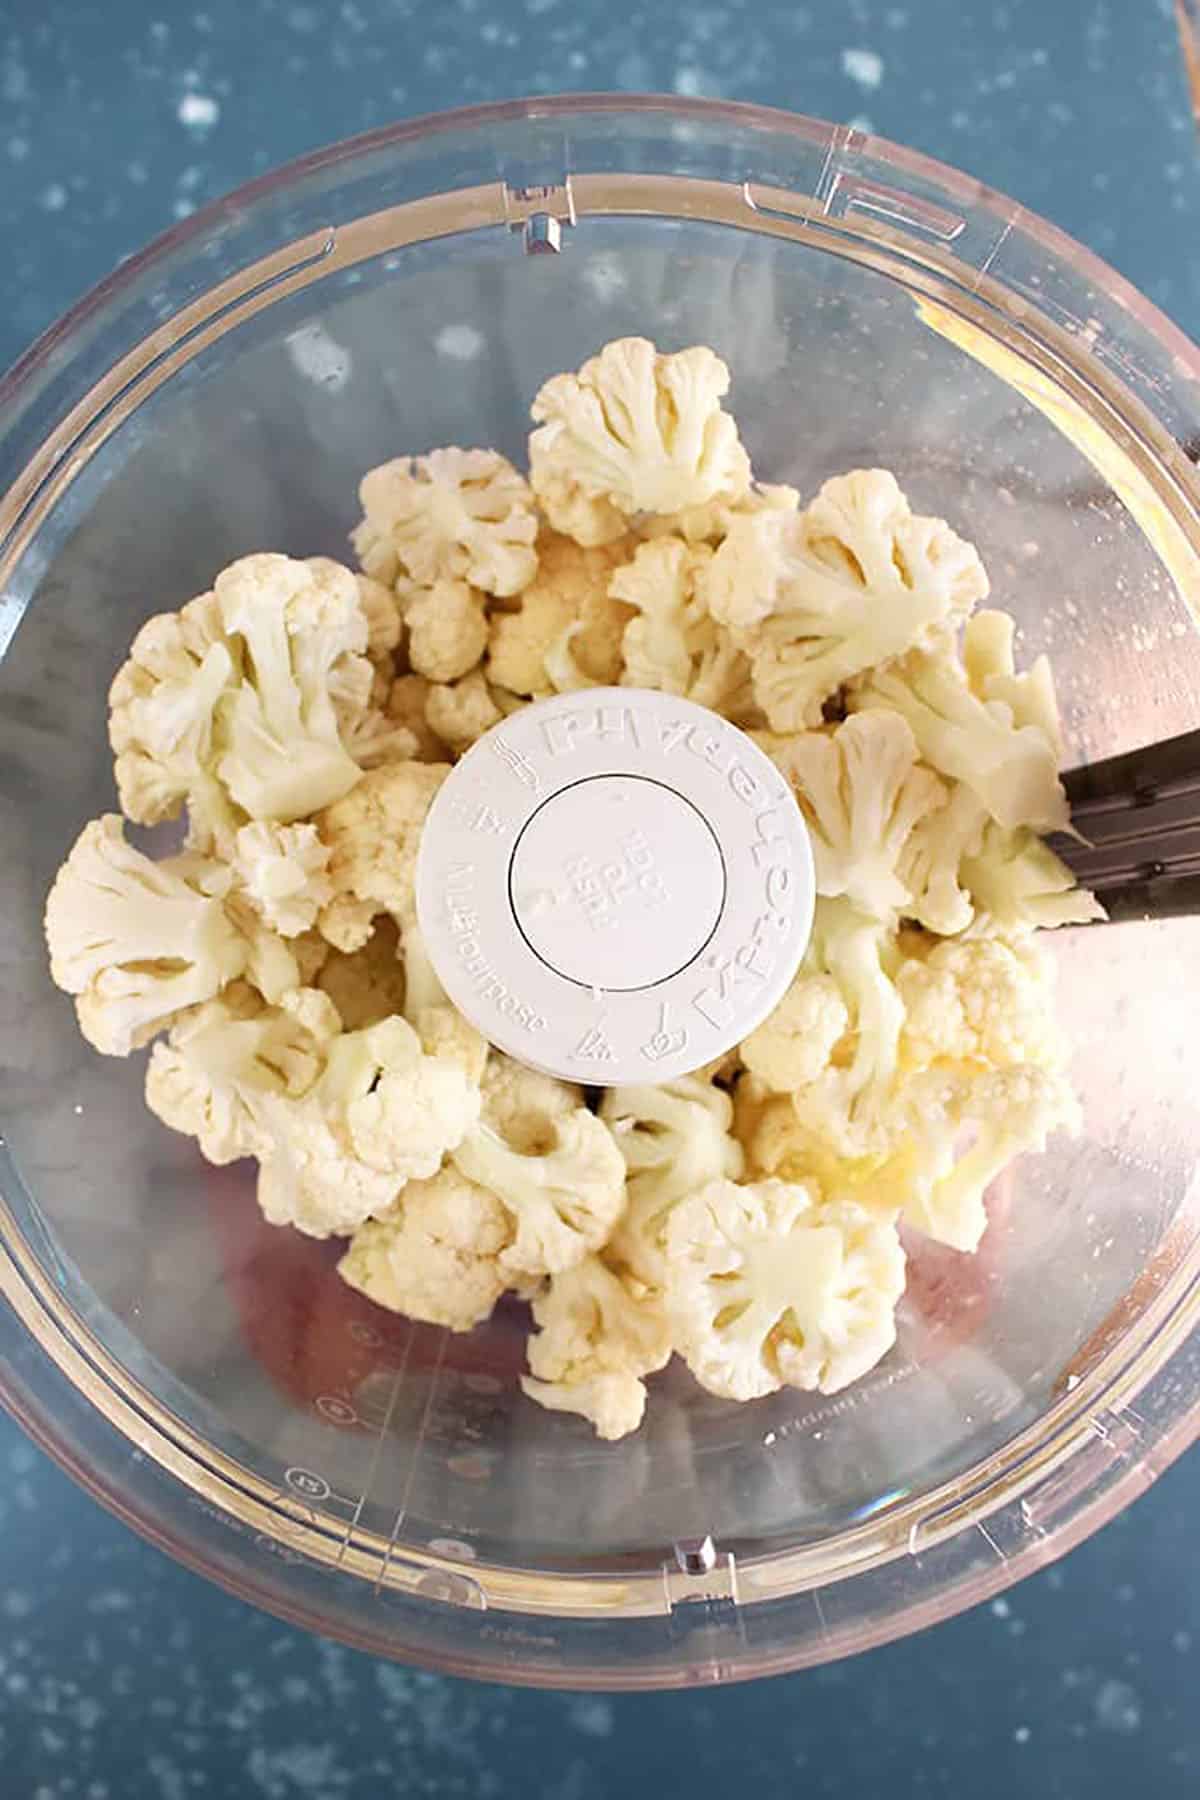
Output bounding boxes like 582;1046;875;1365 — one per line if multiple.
416;688;815;1086
510;775;726;990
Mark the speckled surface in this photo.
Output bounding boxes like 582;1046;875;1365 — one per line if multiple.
3;0;1200;1794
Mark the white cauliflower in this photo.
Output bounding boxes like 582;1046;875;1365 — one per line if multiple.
764;713;946;918
404;578;489;683
739;970;849;1094
521;1254;672;1440
338;1168;512;1329
487;530;636;696
423;669;505;754
611;536;750;713
896;935;1065;1073
639;480;800;547
530;338;752;528
316;759;449;949
898;781;989;936
258;1014;481;1238
851;646;1068;834
480;1055;583;1152
44;816;246;1056
385;674;450;762
213;553;371;823
354;448;539;597
452;1109;627;1279
895;1064;1081;1252
962;820;1105;934
601;1075;744;1289
107;590;238;847
231;821;333;937
144;982;340;1164
665;1178;906;1400
963;609;1064;757
708;470;988;729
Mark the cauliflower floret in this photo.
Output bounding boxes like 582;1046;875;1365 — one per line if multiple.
851;645;1068;834
353;448;539;597
316;760;449;948
639;481;801;547
665;1178;906;1400
386;674;451;762
315;916;408;1029
44;816;246;1056
338;1168;512;1329
405;578;489;683
480;1054;583;1152
452;1109;627;1279
962;819;1105;934
108;591;239;847
231;821;333;938
896;935;1065;1073
898;781;988;936
530;338;752;528
353;569;404;664
258;1014;481;1238
895;1064;1081;1252
601;1075;744;1289
764;713;947;918
521;1254;672;1441
610;536;751;712
708;470;988;729
487;531;636;696
739;970;849;1094
424;670;505;755
963;609;1064;758
213;553;371;823
144;982;339;1164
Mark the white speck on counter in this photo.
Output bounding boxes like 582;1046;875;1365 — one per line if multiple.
7;136;30;161
286;324;352;392
1173;1629;1193;1653
177;93;219;132
842;48;884;89
40;184;68;212
990;1597;1011;1619
434;323;485;362
171;199;195;220
848;114;875;133
567;1696;614;1738
1094;1678;1143;1734
674;66;714;96
1014;1726;1031;1744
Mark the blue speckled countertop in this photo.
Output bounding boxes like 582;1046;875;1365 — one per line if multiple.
3;1;1200;1795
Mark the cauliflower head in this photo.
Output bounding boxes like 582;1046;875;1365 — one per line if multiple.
213;553;374;824
44;815;246;1056
423;669;505;754
521;1253;672;1440
231;821;333;938
961;818;1105;934
487;530;636;696
480;1055;584;1152
404;578;489;683
316;759;449;947
354;448;539;597
530;337;752;526
385;674;450;763
896;935;1065;1074
107;590;238;847
764;712;946;918
601;1074;744;1289
338;1168;512;1329
709;470;988;730
257;1013;481;1238
452;1108;627;1280
665;1178;906;1401
851;645;1068;834
611;536;751;713
145;982;339;1164
739;968;849;1094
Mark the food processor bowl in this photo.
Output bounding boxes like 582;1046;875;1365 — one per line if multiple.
2;96;1199;1689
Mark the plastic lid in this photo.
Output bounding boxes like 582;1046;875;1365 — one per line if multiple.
416;689;815;1085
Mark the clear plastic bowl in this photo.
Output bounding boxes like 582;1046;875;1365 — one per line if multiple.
2;96;1200;1690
